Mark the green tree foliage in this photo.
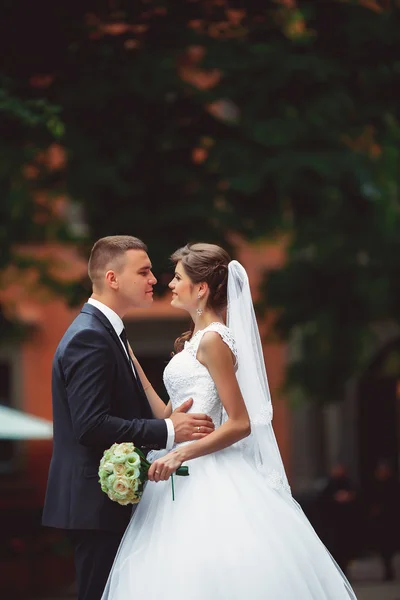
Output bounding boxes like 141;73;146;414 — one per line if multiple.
1;0;400;402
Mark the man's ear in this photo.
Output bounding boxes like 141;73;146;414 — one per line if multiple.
105;269;118;290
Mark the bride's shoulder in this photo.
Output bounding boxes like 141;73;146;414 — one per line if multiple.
199;323;237;360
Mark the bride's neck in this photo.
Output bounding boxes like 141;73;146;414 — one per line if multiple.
192;310;224;333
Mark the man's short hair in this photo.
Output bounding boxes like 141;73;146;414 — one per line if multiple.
88;235;147;286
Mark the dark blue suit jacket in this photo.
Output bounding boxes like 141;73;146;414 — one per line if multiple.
42;303;168;533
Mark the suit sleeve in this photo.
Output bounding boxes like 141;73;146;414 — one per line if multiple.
61;328;168;449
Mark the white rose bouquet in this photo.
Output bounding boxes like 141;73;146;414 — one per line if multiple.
98;442;189;505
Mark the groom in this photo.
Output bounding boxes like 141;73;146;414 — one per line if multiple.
42;235;214;600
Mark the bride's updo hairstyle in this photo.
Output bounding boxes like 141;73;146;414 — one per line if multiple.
171;243;231;353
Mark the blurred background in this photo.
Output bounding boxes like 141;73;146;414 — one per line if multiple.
1;0;400;598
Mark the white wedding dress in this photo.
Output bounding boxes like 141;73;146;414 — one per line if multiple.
102;322;357;600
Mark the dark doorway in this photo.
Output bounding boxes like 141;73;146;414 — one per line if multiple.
126;317;188;405
137;355;170;404
357;338;400;488
357;376;399;488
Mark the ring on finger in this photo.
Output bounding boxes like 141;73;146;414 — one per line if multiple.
197;426;201;432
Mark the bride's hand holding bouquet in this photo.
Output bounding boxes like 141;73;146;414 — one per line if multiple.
148;449;186;483
99;442;188;505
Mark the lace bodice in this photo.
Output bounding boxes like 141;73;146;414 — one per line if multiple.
162;321;291;495
163;322;237;444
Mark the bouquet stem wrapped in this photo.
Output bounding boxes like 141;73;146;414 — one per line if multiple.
99;442;189;505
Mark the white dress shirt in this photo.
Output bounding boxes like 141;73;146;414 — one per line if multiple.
87;298;175;449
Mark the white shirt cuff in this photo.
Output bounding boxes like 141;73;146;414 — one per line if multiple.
165;418;175;450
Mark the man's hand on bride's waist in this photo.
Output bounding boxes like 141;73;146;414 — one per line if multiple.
170;398;214;444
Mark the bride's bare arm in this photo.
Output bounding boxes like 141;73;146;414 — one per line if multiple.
148;332;250;481
128;343;172;419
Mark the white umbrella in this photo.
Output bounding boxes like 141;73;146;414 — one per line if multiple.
0;405;53;439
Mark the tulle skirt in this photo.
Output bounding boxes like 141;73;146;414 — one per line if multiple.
102;446;357;599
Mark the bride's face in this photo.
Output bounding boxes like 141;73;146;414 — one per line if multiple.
169;261;199;312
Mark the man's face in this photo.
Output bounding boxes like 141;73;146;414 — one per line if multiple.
115;249;157;308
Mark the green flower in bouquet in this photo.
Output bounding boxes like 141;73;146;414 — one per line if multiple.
98;442;189;505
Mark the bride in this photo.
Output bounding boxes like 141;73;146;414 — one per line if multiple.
102;242;357;600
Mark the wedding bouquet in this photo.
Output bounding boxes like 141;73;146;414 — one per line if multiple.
98;442;189;505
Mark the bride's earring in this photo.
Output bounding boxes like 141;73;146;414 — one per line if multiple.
196;294;203;316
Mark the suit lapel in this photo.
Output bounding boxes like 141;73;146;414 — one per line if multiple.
81;303;149;402
81;303;131;370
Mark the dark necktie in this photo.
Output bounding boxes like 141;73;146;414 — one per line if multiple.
120;329;134;370
119;329;148;397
